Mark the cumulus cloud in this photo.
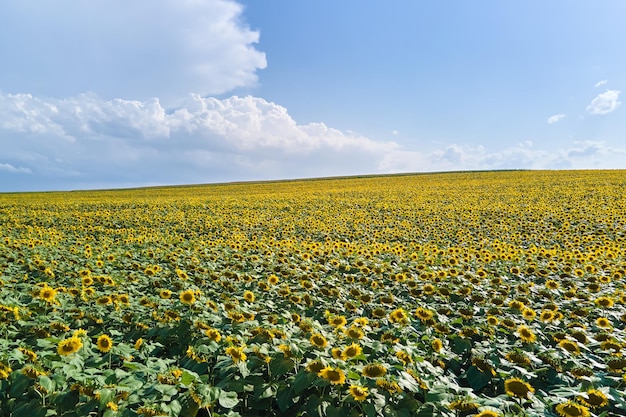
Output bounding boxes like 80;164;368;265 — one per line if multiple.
2;89;625;192
0;0;266;104
547;113;566;124
594;80;608;88
586;90;621;115
0;91;398;191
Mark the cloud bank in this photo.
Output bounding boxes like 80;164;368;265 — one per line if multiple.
2;91;625;192
0;0;266;104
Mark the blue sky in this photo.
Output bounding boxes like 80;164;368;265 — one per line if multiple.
1;0;624;192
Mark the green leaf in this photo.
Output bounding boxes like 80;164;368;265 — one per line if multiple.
218;390;239;409
38;375;55;393
11;399;47;417
270;357;294;377
292;370;316;395
464;366;492;391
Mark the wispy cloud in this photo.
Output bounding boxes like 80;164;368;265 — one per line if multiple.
594;80;608;88
586;90;621;115
547;113;566;124
0;162;32;174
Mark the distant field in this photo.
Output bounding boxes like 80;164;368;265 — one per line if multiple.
1;170;625;417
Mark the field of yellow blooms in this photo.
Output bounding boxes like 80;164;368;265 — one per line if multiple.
1;170;626;417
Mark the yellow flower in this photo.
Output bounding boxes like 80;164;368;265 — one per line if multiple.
362;363;386;378
345;326;365;339
517;325;536;343
342;343;362;359
578;389;609;409
57;337;83;356
328;315;347;328
225;347;247;363
555;401;590;417
348;384;368;402
318;366;346;385
159;289;172;299
504;377;534;399
38;286;57;303
558;339;580;355
96;334;113;353
134;338;144;350
306;360;325;374
474;411;501;417
206;328;222;343
243;290;255;302
595;317;611;328
431;338;443;352
179;290;196;305
389;308;409;324
309;333;328;349
0;363;12;380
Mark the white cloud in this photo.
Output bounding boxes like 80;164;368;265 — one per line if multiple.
586;90;621;115
594;80;608;88
0;162;32;174
0;1;266;104
2;89;625;192
547;113;566;124
0;91;398;190
378;141;626;173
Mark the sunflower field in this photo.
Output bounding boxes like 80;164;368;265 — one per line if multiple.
1;170;625;417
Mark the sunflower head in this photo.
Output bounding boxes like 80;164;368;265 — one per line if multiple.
504;377;534;399
96;335;113;353
348;385;368;402
555;400;590;417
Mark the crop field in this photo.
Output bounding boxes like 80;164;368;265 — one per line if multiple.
1;170;625;417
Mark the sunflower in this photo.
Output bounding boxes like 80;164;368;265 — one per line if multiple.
318;366;346;385
96;295;112;306
448;400;479;412
431;338;443;352
243;291;255;302
0;363;12;380
206;328;222;343
96;335;113;353
389;308;409;324
558;339;580;355
474;411;501;417
362;363;387;378
57;337;83;356
504;351;530;366
486;316;499;326
539;310;555;322
225;347;247;363
331;347;343;359
578;389;609;409
328;315;347;328
345;326;365;339
415;307;434;322
555;401;590;417
395;350;413;365
595;317;611;328
309;333;328;349
179;290;196;305
594;296;613;308
306;359;325;374
159;289;172;299
504;377;534;399
545;279;560;290
348;385;368;402
376;378;402;394
267;275;279;285
342;343;362;359
38;286;57;303
517;325;537;343
522;308;536;321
